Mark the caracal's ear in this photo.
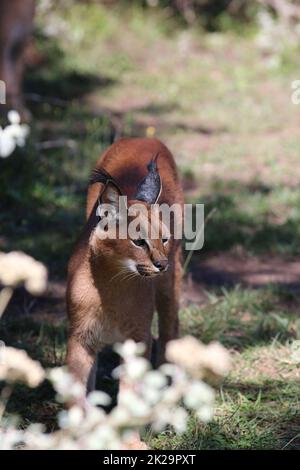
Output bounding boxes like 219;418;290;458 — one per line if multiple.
99;180;128;224
134;152;162;205
100;181;122;208
90;168;126;221
89;168;122;215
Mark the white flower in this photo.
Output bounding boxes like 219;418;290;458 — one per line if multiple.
115;340;145;359
0;347;45;387
0;251;47;295
110;406;131;426
90;426;120;450
201;342;232;379
142;387;161;405
119;390;150;418
124;357;149;380
170;407;188;434
161;386;182;405
151;408;172;432
196;405;214;423
159;363;178;376
24;424;54;450
184;381;215;410
58;406;83;429
48;367;85;402
82;406;106;429
166;336;231;380
0;428;24;450
7;110;21;125
0;129;16;158
144;370;167;389
87;390;111;407
0;111;30;158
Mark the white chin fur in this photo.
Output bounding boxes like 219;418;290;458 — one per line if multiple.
122;259;138;273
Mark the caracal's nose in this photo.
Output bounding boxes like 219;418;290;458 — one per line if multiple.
153;259;169;272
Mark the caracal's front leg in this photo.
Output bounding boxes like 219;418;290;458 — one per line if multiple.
155;244;182;365
66;335;98;395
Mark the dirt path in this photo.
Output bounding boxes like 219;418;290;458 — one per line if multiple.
7;249;300;322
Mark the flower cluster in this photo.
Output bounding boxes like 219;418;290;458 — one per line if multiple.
0;337;230;450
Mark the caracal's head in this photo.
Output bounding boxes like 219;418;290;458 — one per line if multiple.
91;157;173;278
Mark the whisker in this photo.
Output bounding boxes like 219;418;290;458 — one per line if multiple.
109;266;139;285
109;268;130;284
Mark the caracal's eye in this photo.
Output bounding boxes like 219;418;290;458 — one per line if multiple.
132;239;147;248
162;238;169;245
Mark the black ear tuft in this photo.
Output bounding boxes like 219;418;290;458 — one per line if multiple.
89;168;114;186
134;153;162;204
89;167;123;196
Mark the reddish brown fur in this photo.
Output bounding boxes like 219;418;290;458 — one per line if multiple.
66;138;183;396
0;0;35;118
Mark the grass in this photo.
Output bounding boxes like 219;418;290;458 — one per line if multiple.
1;1;300;450
152;373;300;449
150;287;300;450
181;286;300;348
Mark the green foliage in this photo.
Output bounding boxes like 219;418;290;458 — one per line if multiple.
181;286;300;348
121;0;259;32
196;185;300;255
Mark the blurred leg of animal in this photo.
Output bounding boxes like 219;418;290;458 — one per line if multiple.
66;336;98;395
155;243;182;365
0;0;35;118
87;354;98;393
